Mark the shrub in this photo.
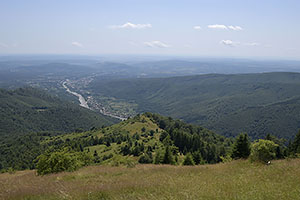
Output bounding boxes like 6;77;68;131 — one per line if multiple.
250;139;278;163
36;148;92;175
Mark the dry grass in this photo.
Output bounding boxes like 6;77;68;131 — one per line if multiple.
1;159;300;200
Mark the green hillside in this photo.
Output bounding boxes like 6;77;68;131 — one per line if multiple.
0;87;118;137
0;113;232;171
89;72;300;139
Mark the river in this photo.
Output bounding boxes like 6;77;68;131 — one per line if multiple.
62;80;127;121
62;80;90;109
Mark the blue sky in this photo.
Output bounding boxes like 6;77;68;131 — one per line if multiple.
0;0;299;59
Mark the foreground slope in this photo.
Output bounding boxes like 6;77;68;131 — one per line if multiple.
90;72;300;139
0;113;231;171
1;159;300;200
0;87;118;137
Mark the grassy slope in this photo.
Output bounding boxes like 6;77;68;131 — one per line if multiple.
1;159;300;200
46;115;165;166
90;72;300;139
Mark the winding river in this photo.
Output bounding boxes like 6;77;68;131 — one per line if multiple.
62;80;127;121
62;80;90;109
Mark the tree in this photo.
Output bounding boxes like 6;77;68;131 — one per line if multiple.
93;150;101;163
231;133;251;159
250;139;278;163
192;151;203;165
162;146;175;165
289;130;300;155
264;133;286;159
183;153;195;165
138;153;153;164
154;150;163;164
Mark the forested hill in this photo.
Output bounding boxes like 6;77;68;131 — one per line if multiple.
89;72;300;139
0;112;233;171
0;87;118;137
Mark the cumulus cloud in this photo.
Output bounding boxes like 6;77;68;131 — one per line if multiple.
143;41;170;48
193;26;202;30
110;22;152;29
71;42;83;48
208;24;228;29
208;24;243;31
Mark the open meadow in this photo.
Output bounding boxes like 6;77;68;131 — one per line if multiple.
1;159;300;200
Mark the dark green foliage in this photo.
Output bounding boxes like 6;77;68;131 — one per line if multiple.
93;150;101;163
90;72;300;139
146;113;232;164
231;133;251;159
183;153;195;166
162;146;175;165
288;130;300;156
250;139;278;163
192;151;204;165
1;112;233;172
0;87;118;137
138;152;153;164
264;134;287;159
154;150;163;164
0;132;50;170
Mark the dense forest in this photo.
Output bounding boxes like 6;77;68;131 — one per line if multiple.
89;72;300;139
1;111;299;175
0;87;118;138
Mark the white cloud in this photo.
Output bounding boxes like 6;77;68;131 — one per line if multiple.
71;42;83;48
228;25;243;31
220;40;236;47
110;22;152;29
208;24;243;31
208;24;228;29
193;26;202;30
221;40;260;47
143;41;170;48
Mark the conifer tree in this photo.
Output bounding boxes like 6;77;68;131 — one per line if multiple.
231;133;251;159
162;146;175;165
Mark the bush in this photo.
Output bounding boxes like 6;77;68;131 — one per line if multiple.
250;139;278;163
36;148;92;175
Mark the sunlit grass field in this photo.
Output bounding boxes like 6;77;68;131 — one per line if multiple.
1;159;300;200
